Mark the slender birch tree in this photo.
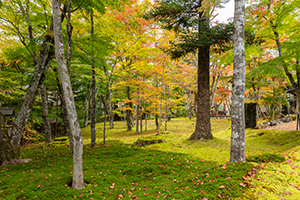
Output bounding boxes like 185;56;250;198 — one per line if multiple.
52;0;84;189
230;0;246;163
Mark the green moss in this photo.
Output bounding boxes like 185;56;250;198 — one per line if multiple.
246;153;285;163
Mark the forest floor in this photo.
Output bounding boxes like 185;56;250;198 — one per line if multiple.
1;118;300;199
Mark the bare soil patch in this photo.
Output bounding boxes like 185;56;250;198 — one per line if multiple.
2;158;33;165
265;120;298;131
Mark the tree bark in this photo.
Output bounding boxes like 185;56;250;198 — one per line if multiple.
108;89;114;129
9;31;55;158
189;47;212;140
90;10;96;148
140;107;143;134
0;128;15;165
126;86;133;131
83;85;91;127
189;14;212;140
230;0;246;163
40;84;52;144
136;103;139;134
52;0;84;189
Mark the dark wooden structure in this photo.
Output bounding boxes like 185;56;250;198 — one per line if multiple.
0;108;15;128
245;103;257;128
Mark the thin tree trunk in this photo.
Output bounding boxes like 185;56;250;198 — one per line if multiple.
126;86;133;131
145;113;147;132
108;89;114;129
155;114;159;131
40;84;52;144
136;102;139;134
188;91;192;120
90;10;96;148
230;0;246;163
140;107;143;134
103;107;107;145
83;85;91;127
52;0;84;189
52;66;73;152
210;65;226;110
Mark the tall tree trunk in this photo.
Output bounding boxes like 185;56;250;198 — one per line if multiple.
189;14;212;140
103;105;107;145
210;65;226;110
83;85;91;127
90;10;96;148
155;114;159;131
140;107;143;134
8;31;55;160
230;0;246;163
108;89;114;129
52;0;84;189
188;91;192;120
145;113;147;132
189;47;212;140
126;86;133;131
40;84;52;144
53;66;73;154
136;98;139;134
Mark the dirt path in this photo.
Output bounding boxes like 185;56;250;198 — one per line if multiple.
264;120;298;130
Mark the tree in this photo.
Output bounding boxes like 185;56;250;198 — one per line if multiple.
230;0;246;163
0;0;55;164
246;0;300;114
52;0;84;189
148;0;233;140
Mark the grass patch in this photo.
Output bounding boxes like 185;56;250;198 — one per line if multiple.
1;118;300;199
1;140;253;199
246;153;285;163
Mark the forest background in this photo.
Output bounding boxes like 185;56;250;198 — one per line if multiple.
0;0;300;197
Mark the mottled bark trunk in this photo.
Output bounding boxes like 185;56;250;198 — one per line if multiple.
53;66;73;153
155;114;159;130
189;47;212;140
145;113;147;132
136;103;139;134
210;65;225;110
9;32;55;158
103;107;107;145
83;86;91;127
40;84;52;144
230;0;246;163
140;107;143;134
108;90;114;129
126;86;133;131
0;128;15;165
90;10;96;148
188;91;192;120
52;0;84;189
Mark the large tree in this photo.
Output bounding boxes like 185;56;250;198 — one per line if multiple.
246;0;300;114
230;0;246;162
148;0;232;140
0;0;55;164
52;0;84;189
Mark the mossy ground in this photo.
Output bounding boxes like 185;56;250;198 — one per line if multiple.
1;117;300;199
